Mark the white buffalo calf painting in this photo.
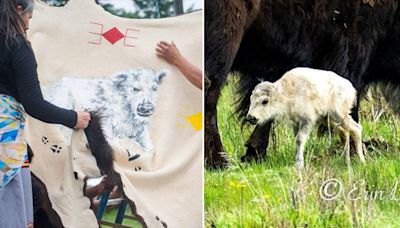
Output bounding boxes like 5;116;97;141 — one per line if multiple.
41;67;168;152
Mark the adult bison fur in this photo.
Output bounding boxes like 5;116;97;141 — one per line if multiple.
205;0;400;168
28;146;64;228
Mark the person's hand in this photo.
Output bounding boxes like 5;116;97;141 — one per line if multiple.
156;41;183;66
75;111;91;129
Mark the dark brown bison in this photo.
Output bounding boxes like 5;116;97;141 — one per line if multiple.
205;0;400;168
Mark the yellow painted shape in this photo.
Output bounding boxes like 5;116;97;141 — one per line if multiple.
185;112;202;131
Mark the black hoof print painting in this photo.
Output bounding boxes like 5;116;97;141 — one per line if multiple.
50;145;62;154
155;216;167;228
41;136;49;144
128;154;141;162
127;149;141;162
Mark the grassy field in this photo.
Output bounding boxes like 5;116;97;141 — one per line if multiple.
205;77;400;227
102;207;142;227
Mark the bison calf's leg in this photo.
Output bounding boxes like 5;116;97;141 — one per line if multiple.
241;121;272;162
295;121;313;169
334;125;350;162
345;116;365;164
343;129;351;166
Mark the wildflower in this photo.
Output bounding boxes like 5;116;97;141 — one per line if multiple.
229;180;247;189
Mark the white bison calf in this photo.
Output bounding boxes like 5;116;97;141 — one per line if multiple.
246;67;365;168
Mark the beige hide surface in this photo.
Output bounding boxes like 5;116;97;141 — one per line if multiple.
25;1;203;227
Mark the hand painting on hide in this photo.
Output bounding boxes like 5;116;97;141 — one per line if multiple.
41;67;168;152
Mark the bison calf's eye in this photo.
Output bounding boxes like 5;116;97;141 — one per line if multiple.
262;100;268;105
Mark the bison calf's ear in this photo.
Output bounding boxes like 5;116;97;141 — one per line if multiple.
261;82;276;96
156;70;168;84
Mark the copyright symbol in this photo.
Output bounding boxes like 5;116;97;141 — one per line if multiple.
320;178;342;201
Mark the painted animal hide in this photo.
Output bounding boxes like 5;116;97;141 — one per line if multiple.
25;1;202;227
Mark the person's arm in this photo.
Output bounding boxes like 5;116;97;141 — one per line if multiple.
10;39;80;128
156;41;202;89
174;54;203;90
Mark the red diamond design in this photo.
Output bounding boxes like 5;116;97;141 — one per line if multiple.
102;27;124;44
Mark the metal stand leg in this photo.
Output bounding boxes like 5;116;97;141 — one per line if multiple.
115;200;128;224
97;192;110;220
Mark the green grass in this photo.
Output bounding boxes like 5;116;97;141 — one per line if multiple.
205;77;400;227
102;207;142;227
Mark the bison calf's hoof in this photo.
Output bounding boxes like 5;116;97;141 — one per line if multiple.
241;144;267;163
295;161;304;170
